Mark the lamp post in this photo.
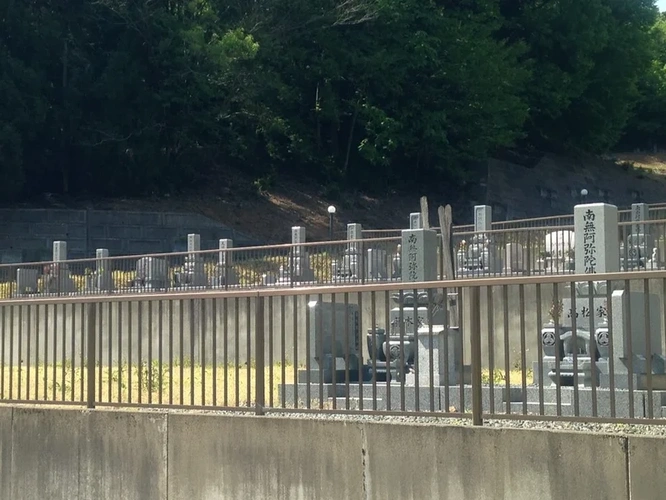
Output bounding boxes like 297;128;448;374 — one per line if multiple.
327;205;336;241
580;188;588;204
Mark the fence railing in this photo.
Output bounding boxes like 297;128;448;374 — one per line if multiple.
1;269;666;425
360;203;666;237
0;237;402;299
2;218;666;301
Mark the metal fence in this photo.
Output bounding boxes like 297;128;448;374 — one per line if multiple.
0;237;402;299
360;203;666;237
0;269;665;426
2;218;666;301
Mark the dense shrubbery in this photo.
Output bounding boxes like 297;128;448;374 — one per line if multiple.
0;0;663;200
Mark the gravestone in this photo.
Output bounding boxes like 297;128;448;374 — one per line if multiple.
301;299;362;383
332;223;362;280
457;234;500;275
504;242;525;273
409;213;423;230
401;228;437;283
134;256;168;289
594;289;666;390
366;248;387;280
538;204;622;387
277;226;315;284
623;203;652;270
16;269;38;295
44;241;76;293
574;203;619;274
173;233;207;287
212;238;239;287
398;226;458;385
86;248;113;291
474;205;492;233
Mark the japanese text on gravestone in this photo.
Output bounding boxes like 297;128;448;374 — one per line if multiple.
407;233;418;281
583;209;597;273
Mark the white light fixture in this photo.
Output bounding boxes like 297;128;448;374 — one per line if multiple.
327;205;336;214
580;189;588;197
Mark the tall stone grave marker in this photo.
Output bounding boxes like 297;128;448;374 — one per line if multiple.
347;223;362;249
401;227;437;283
574;203;619;274
333;223;362;280
94;248;113;291
277;226;314;283
174;233;206;287
474;205;492;233
400;224;458;385
213;238;238;286
46;241;75;293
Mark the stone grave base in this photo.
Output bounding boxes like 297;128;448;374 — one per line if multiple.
278;383;666;418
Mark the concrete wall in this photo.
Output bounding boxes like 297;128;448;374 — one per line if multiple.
1;278;664;369
0;208;260;263
0;406;661;500
485;154;666;221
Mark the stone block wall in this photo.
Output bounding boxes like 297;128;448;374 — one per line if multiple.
0;209;260;262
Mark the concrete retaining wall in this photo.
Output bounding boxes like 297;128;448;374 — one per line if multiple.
1;278;664;368
0;208;260;263
0;406;660;500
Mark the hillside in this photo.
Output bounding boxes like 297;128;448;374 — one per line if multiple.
10;153;664;245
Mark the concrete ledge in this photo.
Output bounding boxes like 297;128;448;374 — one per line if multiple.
0;406;662;500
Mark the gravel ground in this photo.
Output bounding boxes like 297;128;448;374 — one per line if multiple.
139;406;666;437
7;403;666;436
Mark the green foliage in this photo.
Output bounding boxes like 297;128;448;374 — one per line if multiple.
0;0;663;199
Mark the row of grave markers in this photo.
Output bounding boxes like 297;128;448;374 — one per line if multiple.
13;201;657;294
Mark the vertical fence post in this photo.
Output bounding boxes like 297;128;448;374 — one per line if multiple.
86;301;97;409
255;293;265;416
470;286;483;426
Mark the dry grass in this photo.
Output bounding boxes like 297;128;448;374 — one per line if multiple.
0;362;298;408
0;252;341;299
0;364;535;410
482;368;534;386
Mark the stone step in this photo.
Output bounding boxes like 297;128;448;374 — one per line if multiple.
509;401;574;417
522;386;575;404
330;397;380;410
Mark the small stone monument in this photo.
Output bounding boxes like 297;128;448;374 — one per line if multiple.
594;290;665;389
409;212;423;230
302;299;362;383
504;242;525;274
277;226;315;284
174;233;207;287
43;241;76;294
134;257;168;289
366;248;388;280
474;205;492;233
212;238;239;287
457;205;500;275
332;223;362;280
86;248;114;292
16;268;38;295
622;203;652;270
